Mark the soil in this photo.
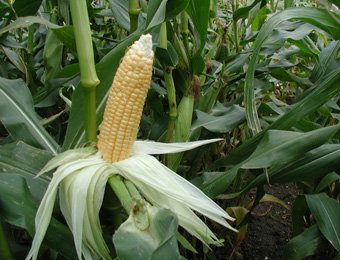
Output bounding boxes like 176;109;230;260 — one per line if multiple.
238;183;298;260
212;183;300;260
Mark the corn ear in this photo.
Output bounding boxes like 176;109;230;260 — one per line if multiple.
98;34;154;163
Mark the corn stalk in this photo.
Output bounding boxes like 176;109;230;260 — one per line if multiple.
69;0;99;144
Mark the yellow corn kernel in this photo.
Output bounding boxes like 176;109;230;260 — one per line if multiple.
98;34;154;163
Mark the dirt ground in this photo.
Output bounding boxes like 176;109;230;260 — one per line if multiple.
210;183;299;260
238;183;298;259
212;183;334;260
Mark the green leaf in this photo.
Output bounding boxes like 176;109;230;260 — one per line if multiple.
0;174;76;259
0;141;52;200
224;144;340;200
191;105;245;133
155;41;178;67
108;0;129;31
233;0;264;21
176;232;197;254
191;52;205;74
147;0;190;28
198;168;239;199
270;144;340;184
315;172;340;193
251;5;270;31
1;46;28;80
52;26;77;54
224;64;340;167
12;0;42;16
269;68;312;89
146;0;168;30
246;2;262;30
0;77;59;155
305;193;340;252
284;0;294;9
41;28;63;84
113;206;181;260
186;0;210;53
226;206;249;248
244;7;340;136
291;195;308;236
310;41;340;83
165;0;190;20
0;16;61;35
283;225;328;260
202;125;340;198
241;125;340;169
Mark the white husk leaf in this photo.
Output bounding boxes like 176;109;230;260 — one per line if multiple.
27;139;235;259
114;154;236;230
132;138;223;155
26;152;102;260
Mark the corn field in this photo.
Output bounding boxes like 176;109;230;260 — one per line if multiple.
0;0;339;259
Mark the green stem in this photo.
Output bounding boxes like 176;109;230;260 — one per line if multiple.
163;67;177;143
180;12;190;55
26;24;38;93
167;94;195;171
27;25;34;55
125;180;142;201
129;0;140;33
160;23;177;143
232;0;239;53
69;0;99;88
108;176;134;213
270;0;275;11
84;87;98;143
197;81;221;113
0;222;13;260
159;22;167;49
69;0;99;144
274;0;279;12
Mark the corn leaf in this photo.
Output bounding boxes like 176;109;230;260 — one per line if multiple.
1;46;28;81
241;125;340;169
0;16;61;35
201;125;340;198
245;7;340;136
146;0;168;30
0;77;59;155
233;0;264;21
12;0;42;17
0;174;76;259
0;141;52;199
283;225;328;260
186;0;210;53
191;105;245;133
51;26;77;55
108;0;129;31
305;193;340;252
220;144;340;200
217;65;340;168
310;41;340;83
291;195;308;236
315;172;340;193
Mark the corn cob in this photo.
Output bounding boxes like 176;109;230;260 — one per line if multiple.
98;34;154;163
